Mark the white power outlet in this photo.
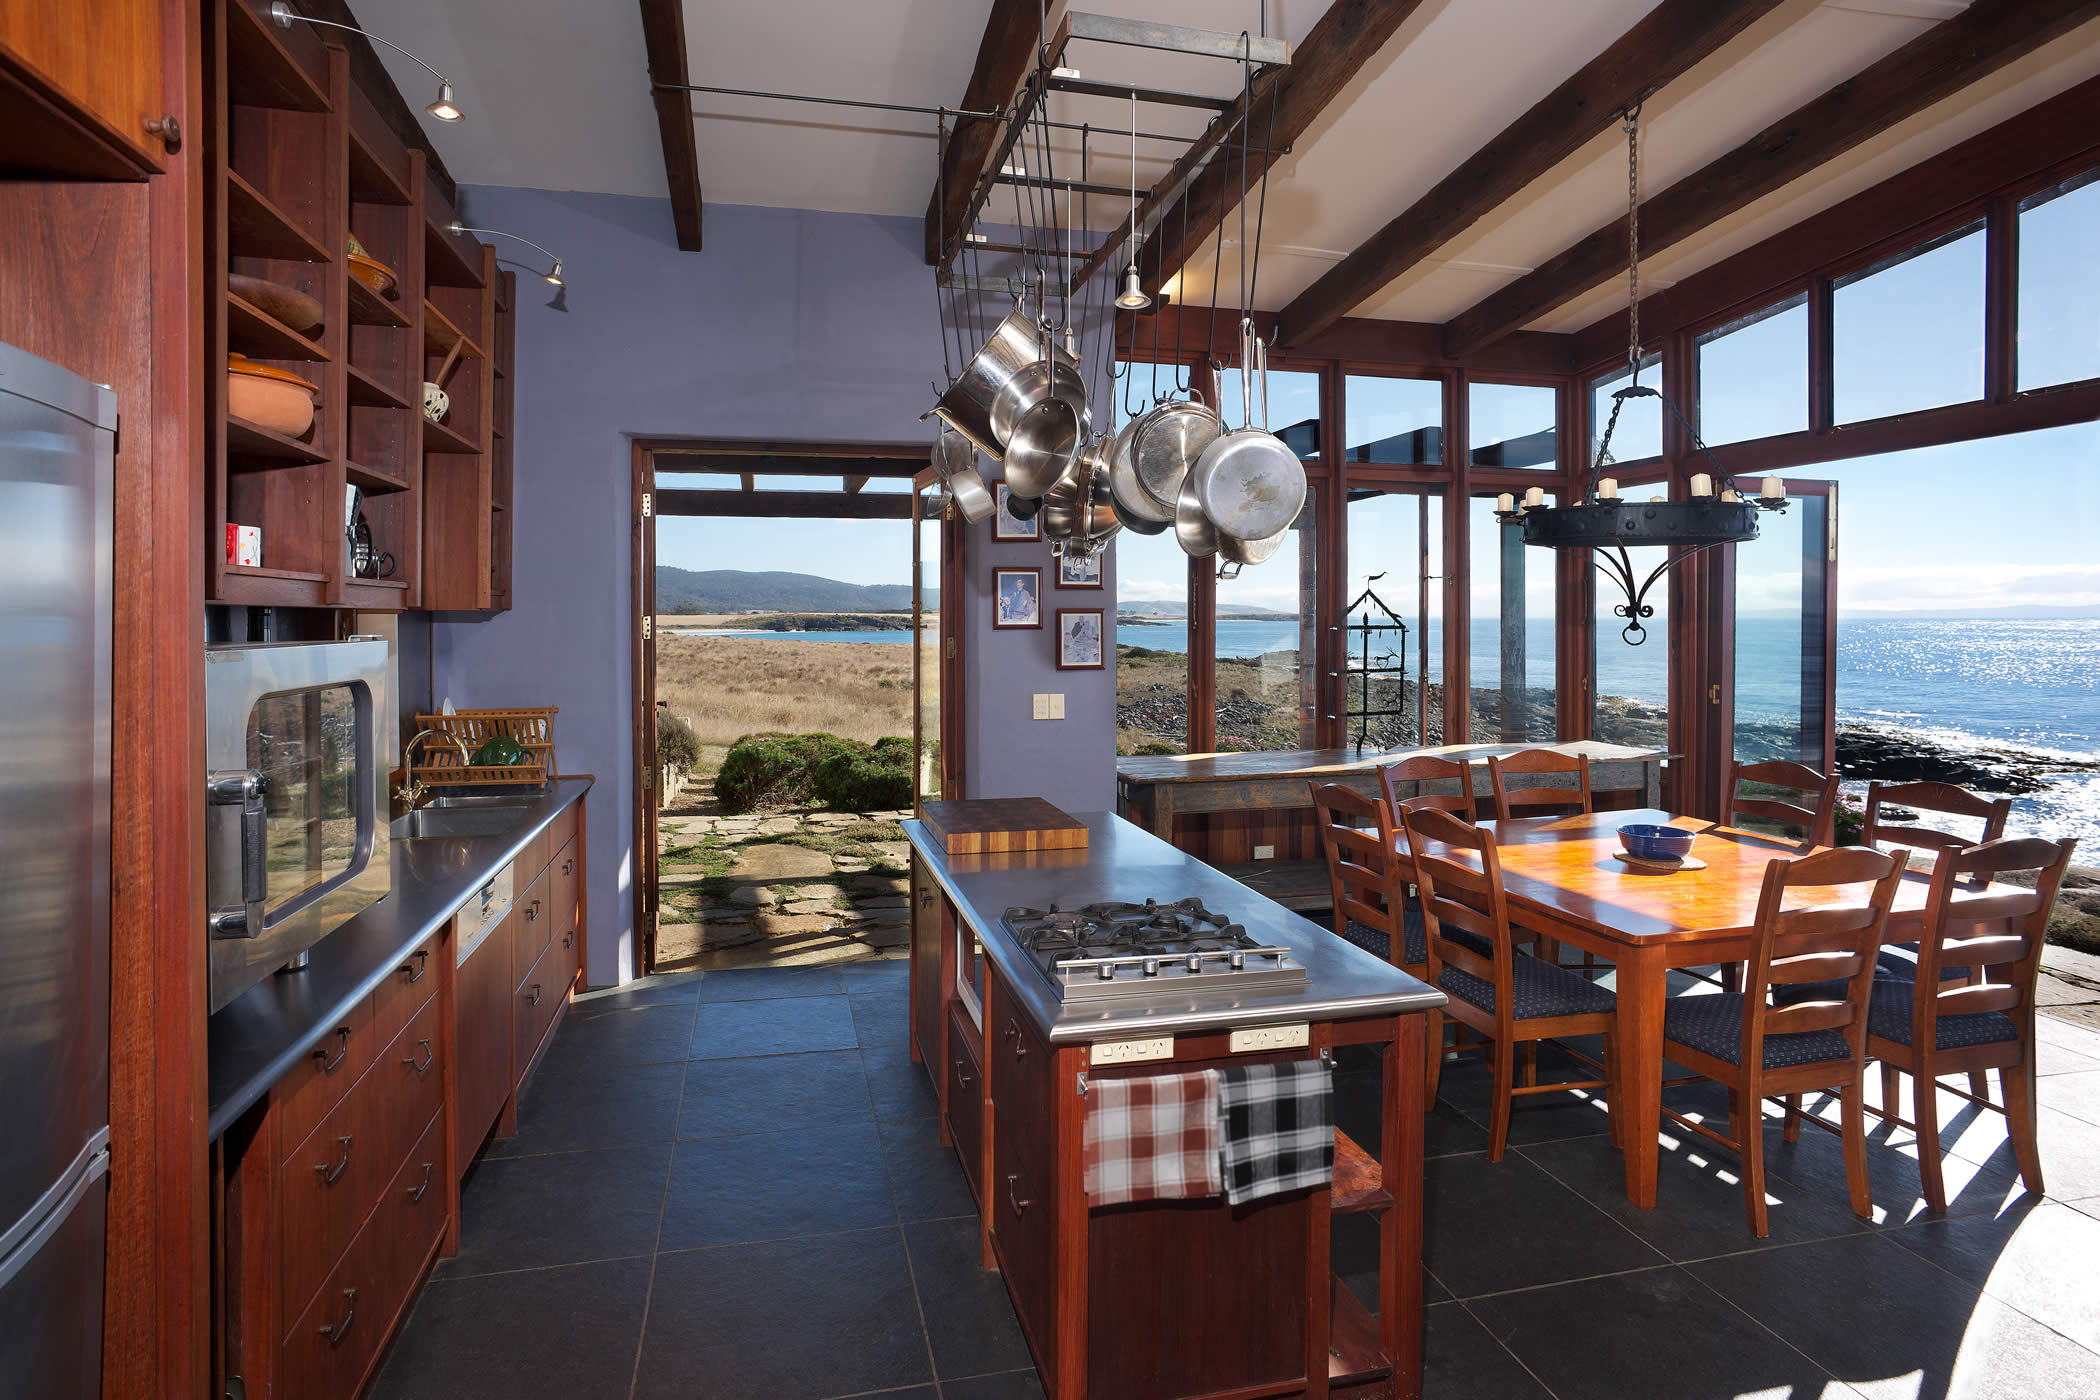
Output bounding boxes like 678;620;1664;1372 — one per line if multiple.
1049;693;1065;719
1253;844;1275;860
1031;693;1049;720
1090;1035;1174;1066
1228;1023;1310;1053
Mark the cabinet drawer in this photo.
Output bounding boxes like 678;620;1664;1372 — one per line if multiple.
512;939;565;1079
455;913;513;1168
548;802;579;862
275;994;376;1165
520;823;551;886
279;1111;448;1400
372;929;440;1053
988;1004;1058;1368
511;864;553;988
368;993;445;1178
945;1005;984;1202
277;1065;378;1328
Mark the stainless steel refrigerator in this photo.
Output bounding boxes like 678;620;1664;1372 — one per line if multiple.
0;339;115;1397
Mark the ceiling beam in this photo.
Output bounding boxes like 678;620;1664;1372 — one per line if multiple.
843;475;869;495
1130;0;1431;299
651;453;924;477
656;489;915;520
1440;0;2100;359
924;0;1038;266
1276;0;1787;348
639;0;704;251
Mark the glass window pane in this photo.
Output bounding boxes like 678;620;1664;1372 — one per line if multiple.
1218;365;1322;459
1344;486;1444;747
1697;294;1809;445
1112;525;1188;754
1469;382;1558;469
1590;355;1661;465
1344;375;1442;465
1732;494;1831;771
914;494;942;800
1833;222;1985;423
1592;516;1668;748
1468;496;1556;741
2017;167;2100;390
1214;486;1318;751
249;685;360;912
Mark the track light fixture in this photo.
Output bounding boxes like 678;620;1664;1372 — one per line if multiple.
449;224;565;287
269;2;462;121
1115;90;1151;312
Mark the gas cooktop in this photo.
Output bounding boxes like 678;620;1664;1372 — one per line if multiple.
1002;898;1306;1003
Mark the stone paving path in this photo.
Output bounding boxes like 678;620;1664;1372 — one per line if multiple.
654;804;913;973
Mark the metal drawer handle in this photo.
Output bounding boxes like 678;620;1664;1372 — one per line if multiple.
404;1037;435;1074
314;1025;352;1075
407;1162;434;1204
1005;1172;1031;1216
562;858;573;877
526;899;541;923
400;948;429;984
1005;1018;1028;1059
318;1288;357;1346
316;1135;352;1186
954;1060;972;1090
561;929;575;949
527;983;543;1008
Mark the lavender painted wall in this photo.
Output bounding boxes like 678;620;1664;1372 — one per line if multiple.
431;186;1117;984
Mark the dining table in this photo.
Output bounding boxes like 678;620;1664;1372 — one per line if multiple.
1467;808;1957;1209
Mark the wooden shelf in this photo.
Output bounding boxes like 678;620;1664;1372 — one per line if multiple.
224;0;331;112
345;362;408;409
226;415;327;465
225;563;326;583
348;127;412;205
1331;1130;1391;1214
345;575;409;590
425;215;485;288
347;459;410;494
225;291;329;362
423;416;479;454
227;169;332;263
422;300;486;360
1327;1275;1393;1388
347;274;409;327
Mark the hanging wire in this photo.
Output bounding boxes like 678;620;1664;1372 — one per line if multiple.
1623;101;1644;383
1171;185;1193;396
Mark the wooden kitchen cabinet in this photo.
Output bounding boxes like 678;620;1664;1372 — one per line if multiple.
452;910;513;1168
0;0;169;179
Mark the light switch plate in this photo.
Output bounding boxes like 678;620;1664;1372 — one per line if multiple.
1253;844;1275;860
1049;693;1065;719
1228;1023;1310;1054
1091;1035;1174;1066
1031;693;1049;720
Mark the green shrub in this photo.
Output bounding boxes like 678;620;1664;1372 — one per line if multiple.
1133;741;1179;756
812;751;913;812
715;731;912;814
656;709;702;772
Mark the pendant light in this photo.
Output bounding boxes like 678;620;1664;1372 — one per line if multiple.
270;2;463;121
1495;103;1786;645
1115;90;1151;311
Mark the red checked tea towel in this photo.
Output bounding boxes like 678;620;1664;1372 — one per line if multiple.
1217;1059;1334;1205
1083;1069;1224;1207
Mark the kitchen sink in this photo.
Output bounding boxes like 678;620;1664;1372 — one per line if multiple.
390;802;532;840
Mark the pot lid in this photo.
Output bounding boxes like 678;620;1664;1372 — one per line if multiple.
227;353;318;392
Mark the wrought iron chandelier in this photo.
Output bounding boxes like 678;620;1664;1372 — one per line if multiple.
1496;103;1787;645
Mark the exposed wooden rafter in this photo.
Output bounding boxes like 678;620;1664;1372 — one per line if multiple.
1440;0;2100;359
639;0;704;251
924;0;1037;265
1276;0;1786;348
656;489;915;520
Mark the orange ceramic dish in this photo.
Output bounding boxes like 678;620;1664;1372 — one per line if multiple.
227;354;317;437
348;250;397;299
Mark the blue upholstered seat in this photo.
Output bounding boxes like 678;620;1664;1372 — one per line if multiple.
1662;993;1853;1069
1438;953;1616;1020
1875;942;1968;982
1866;991;2019;1051
1342;906;1489;965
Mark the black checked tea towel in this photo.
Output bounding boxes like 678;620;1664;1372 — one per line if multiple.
1216;1059;1334;1205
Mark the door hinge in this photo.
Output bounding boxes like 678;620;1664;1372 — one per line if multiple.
225;1380;246;1400
1708;683;1722;704
641;491;653;518
641;615;653;641
642;763;655;793
945;637;957;660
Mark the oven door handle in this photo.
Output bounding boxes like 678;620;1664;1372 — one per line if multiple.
207;768;272;933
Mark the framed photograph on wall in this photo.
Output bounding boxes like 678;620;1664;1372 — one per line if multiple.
1057;548;1103;589
993;484;1040;541
993;567;1042;629
1056;608;1105;669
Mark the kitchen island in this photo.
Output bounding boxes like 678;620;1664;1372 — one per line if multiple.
904;811;1445;1400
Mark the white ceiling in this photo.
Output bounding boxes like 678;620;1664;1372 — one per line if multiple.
351;0;2100;336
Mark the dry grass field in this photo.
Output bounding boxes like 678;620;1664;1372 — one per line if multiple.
656;634;914;753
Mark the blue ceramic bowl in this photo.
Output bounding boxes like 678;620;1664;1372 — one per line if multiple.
1619;823;1695;862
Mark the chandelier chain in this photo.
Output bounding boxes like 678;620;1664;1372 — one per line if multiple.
1624;102;1643;381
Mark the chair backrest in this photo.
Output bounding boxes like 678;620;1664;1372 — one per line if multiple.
1485;748;1592;821
1400;806;1515;1011
1740;846;1908;1070
1309;781;1409;967
1863;780;2012;858
1378;755;1473;856
1906;835;2079;1044
1728;759;1839;849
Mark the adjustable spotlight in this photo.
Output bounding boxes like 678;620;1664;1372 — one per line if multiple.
1115;263;1151;311
450;224;565;289
270;3;462;121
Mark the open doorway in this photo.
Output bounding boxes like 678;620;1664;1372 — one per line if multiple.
630;441;959;974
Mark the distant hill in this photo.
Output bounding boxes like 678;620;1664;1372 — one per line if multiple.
1120;600;1296;620
657;567;930;614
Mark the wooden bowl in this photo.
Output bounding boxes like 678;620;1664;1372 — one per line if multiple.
348;250;398;300
227;273;323;333
227;354;317;438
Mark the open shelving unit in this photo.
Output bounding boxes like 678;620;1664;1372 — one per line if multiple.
204;0;513;613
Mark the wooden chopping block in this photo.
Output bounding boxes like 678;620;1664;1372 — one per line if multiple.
920;798;1089;855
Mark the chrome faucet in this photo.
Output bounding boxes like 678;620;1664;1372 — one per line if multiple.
396;727;472;811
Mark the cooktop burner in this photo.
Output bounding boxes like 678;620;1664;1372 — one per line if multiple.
1003;898;1306;1002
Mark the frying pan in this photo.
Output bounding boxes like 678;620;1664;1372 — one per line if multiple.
1190;323;1305;542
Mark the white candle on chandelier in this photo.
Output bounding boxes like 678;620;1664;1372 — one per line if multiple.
1598;478;1619;500
1689;473;1713;497
1495;492;1514;513
1721;488;1741;503
1522;486;1546;509
1761;476;1785;500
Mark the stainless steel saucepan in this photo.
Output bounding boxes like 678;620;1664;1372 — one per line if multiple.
1130;395;1219;517
1105;412;1170;533
1173;471;1218;558
1190;323;1306;542
926;297;1054;460
931;424;995;523
1000;326;1088;499
1214;524;1286;578
1040;436;1120;546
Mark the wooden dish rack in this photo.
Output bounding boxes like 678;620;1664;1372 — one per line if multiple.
410;707;557;788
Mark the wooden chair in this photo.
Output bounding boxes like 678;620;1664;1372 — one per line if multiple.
1844;836;2078;1214
1726;759;1839;849
1310;781;1424;976
1485;748;1593;821
1403;806;1619;1161
1378;755;1474;877
1863;780;2012;858
1660;845;1907;1237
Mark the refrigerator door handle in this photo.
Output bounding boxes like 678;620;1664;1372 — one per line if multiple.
0;1131;110;1293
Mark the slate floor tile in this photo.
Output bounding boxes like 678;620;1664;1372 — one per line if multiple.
903;1214;1033;1379
677;1048;874;1139
538;1002;698;1075
1885;1198;2100;1354
698;965;848;1001
1764;1103;2023;1226
2040;1068;2100;1128
1422;1150;1667;1298
569;970;705;1015
942;1370;1046;1399
659;1121;897;1249
691;993;859;1059
1469;1265;1857;1400
1423;1301;1553;1400
879;1116;978;1222
488;1059;687;1157
438;1143;670;1277
368;1257;650;1400
862;1042;942;1122
635;1228;930;1400
839;958;910;991
850;989;913;1049
1935;1296;2100;1400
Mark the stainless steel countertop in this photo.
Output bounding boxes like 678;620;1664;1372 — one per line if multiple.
902;811;1445;1044
206;776;594;1140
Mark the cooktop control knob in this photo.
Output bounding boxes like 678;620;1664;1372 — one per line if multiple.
1228;951;1245;970
1141;957;1160;977
1097;962;1116;980
1186;954;1203;973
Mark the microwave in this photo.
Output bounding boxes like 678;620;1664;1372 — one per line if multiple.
204;639;393;1013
